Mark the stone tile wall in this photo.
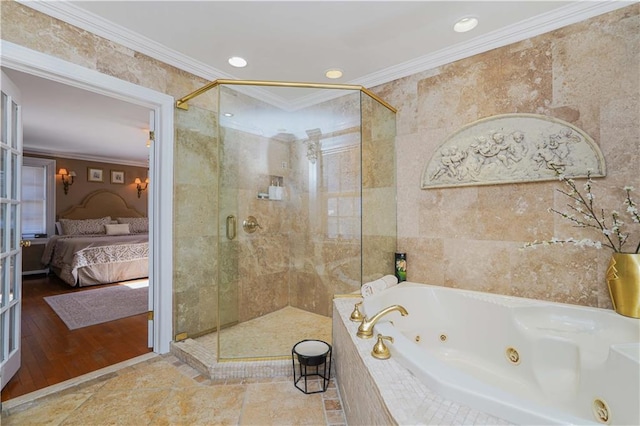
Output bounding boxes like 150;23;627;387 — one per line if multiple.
371;5;639;309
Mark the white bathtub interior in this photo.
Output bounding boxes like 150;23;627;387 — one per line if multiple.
362;282;640;426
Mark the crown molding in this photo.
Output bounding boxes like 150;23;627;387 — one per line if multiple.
17;0;296;110
357;1;635;90
17;0;230;82
19;0;634;111
24;147;148;168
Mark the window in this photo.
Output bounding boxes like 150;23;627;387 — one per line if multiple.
322;141;361;239
21;157;55;238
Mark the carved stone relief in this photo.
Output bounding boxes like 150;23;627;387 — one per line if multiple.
421;114;606;189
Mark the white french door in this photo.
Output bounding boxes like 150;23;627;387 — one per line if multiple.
147;110;155;349
1;70;23;390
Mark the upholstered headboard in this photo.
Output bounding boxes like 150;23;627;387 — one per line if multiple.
58;189;145;220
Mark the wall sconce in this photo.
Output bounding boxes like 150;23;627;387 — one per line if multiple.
135;177;149;198
58;168;76;195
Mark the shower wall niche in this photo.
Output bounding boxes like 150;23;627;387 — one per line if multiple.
175;81;396;361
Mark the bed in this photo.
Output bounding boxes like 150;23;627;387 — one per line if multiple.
41;190;149;287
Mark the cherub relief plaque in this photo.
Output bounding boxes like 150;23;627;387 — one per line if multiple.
421;114;605;189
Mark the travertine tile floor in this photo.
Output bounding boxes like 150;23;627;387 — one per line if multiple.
1;354;347;425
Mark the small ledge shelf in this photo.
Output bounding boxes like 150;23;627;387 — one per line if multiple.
256;194;283;201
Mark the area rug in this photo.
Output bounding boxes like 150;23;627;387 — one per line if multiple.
44;281;148;330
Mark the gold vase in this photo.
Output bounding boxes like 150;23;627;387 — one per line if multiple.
606;253;640;319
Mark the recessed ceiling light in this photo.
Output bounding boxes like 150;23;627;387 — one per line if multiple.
228;56;247;68
223;112;234;117
454;16;478;33
325;69;343;79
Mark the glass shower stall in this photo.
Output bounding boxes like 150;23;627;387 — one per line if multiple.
174;80;396;361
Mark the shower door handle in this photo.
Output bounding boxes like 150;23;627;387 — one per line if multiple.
226;215;237;240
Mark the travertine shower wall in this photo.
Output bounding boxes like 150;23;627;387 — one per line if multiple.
370;5;639;308
219;124;292;324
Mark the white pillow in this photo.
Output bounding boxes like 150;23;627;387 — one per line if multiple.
55;221;63;235
105;223;130;235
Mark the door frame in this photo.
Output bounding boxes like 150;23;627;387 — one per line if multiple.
1;40;174;354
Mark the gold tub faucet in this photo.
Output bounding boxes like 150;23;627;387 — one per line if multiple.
372;334;394;360
356;304;408;339
350;301;364;322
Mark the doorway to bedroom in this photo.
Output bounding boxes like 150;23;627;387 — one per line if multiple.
1;65;158;402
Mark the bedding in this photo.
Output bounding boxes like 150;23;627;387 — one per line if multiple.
59;216;111;235
42;233;148;287
48;190;149;287
116;217;148;233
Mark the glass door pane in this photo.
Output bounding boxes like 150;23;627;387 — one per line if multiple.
1;70;23;390
361;91;397;282
0;257;6;309
217;84;362;361
172;100;219;343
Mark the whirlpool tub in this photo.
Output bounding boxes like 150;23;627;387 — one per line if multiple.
362;282;640;425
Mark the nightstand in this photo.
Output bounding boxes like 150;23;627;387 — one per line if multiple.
22;238;49;275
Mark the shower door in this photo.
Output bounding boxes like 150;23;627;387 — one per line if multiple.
216;84;365;360
217;84;295;360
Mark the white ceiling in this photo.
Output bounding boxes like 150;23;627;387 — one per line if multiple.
4;68;151;166
6;0;631;165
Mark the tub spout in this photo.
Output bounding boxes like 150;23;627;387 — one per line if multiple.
357;304;408;339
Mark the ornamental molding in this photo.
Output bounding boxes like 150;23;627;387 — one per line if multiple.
421;113;606;189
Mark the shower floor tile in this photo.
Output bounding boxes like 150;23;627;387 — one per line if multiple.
196;306;333;359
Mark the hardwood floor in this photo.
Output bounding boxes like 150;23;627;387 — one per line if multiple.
1;274;151;402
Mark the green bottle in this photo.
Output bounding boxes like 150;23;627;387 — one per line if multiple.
395;252;407;282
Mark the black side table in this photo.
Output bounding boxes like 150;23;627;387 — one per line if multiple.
292;339;332;394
